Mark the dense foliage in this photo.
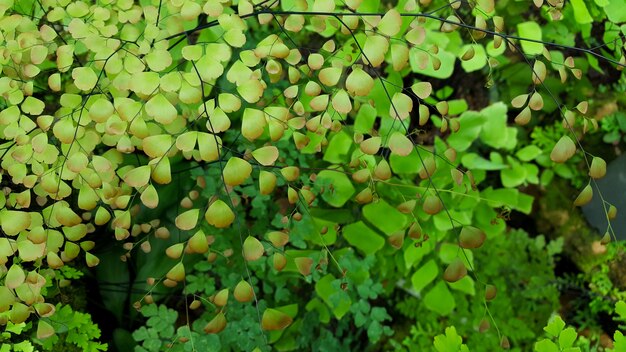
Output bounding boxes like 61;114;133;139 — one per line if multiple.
1;0;626;351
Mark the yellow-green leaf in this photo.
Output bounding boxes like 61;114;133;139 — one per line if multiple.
550;136;576;163
243;236;264;261
205;199;235;228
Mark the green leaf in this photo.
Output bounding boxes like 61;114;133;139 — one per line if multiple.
447;276;476;295
517;21;544;55
479;103;517;149
411;259;438;292
404;243;429;268
390;149;422;175
613;331;626;352
354;104;377;133
72;67;98;91
362;200;408;235
21;97;45;115
423;281;455;315
534;339;560;352
447;111;485;152
501;159;527;188
616;301;626;319
460;44;487;72
461;153;508;170
342;222;385;255
604;0;626;22
315;275;351;319
544;316;566;337
434;326;469;352
323;131;353;163
410;48;456;79
481;188;534;214
559;327;577;349
145;94;177;125
516;145;543;161
316;170;355;207
570;0;593;23
439;243;474;268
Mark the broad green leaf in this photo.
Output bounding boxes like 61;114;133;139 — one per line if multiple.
412;82;432;100
446;111;485;152
447;276;476;295
411;259;438;292
390;149;421;174
461;153;507;170
559;327;577;349
544;316;566;337
143;135;172;158
362;200;408;235
460;44;487;72
439;243;474;269
175;209;199;231
315;275;351;319
475;0;495;13
237;79;263;103
616;301;626;319
21;97;45;115
243;236;265;261
410;48;456;79
550;136;576;163
534;339;560;352
604;0;626;22
517;21;544;55
197;133;220;162
342;221;385;255
423;281;455;315
224;29;246;47
346;68;375;97
390;93;413;120
324;132;353;165
516;145;543;161
479;103;517;149
434;326;469;352
501;159;527;188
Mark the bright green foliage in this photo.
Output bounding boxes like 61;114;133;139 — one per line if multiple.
1;0;625;350
36;304;107;352
132;305;184;352
433;326;470;352
396;230;562;351
601;111;626;144
433;301;626;352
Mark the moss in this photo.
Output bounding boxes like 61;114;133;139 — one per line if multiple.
536;178;608;273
